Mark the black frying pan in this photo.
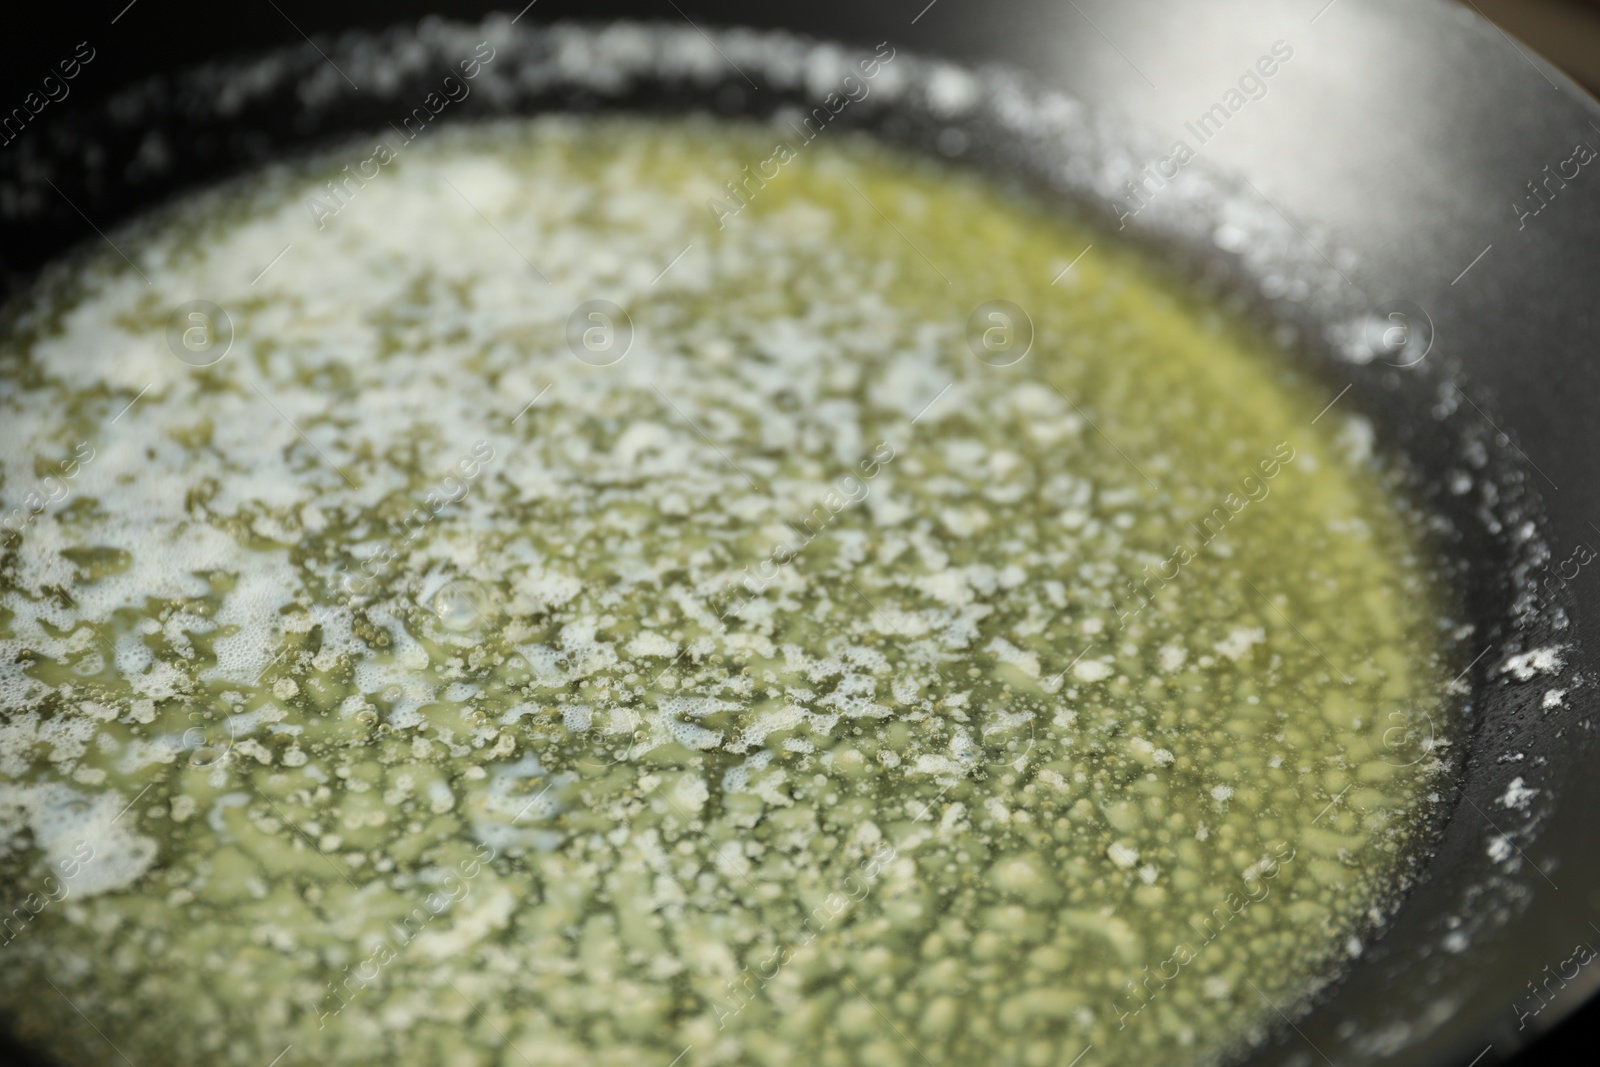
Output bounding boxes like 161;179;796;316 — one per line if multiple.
2;3;1596;1066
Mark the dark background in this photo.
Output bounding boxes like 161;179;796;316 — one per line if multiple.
1;1;1597;1065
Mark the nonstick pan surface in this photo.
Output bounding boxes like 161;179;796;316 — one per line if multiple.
1;3;1597;1066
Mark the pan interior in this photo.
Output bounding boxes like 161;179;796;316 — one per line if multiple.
0;115;1462;1067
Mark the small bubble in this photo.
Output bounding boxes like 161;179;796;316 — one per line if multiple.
165;300;234;367
189;744;230;768
431;580;488;631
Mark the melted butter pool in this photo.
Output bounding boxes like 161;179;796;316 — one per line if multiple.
0;117;1456;1067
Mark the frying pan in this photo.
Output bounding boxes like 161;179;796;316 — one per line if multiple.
1;2;1596;1065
